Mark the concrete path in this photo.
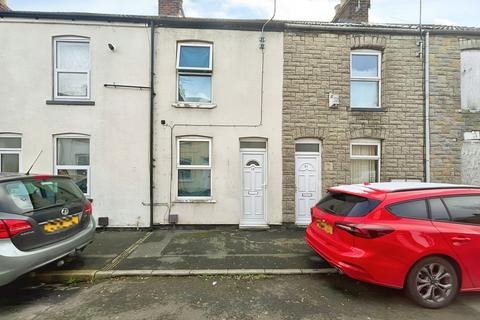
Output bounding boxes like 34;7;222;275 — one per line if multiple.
34;227;333;283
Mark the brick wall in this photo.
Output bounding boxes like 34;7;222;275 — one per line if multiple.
429;35;480;183
282;31;425;222
159;0;183;17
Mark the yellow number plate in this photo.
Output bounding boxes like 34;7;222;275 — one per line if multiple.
44;216;80;233
317;220;333;235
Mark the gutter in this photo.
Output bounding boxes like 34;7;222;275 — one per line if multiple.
149;21;155;229
425;32;431;183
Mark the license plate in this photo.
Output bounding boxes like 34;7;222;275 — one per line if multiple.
43;215;80;233
317;220;333;235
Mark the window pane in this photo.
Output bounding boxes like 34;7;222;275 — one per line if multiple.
443;196;480;225
352;54;379;77
1;154;19;173
352;144;378;156
0;137;21;148
295;144;320;152
57;169;88;194
351;159;378;184
178;169;211;197
179;45;211;69
429;198;450;221
316;192;381;217
388;200;428;220
351;81;379;108
178;75;212;103
58;72;88;97
179;141;209;166
57;138;90;165
240;142;267;149
57;41;89;70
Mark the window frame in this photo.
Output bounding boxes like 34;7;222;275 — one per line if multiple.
53;134;91;196
0;134;22;173
350;50;382;109
176;42;213;104
350;139;381;183
176;137;212;200
53;36;91;101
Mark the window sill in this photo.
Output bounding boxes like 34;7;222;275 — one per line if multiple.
46;100;95;106
459;109;480;114
172;102;217;109
173;199;216;204
349;107;385;112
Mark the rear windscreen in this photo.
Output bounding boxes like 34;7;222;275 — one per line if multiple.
316;192;381;217
0;177;84;214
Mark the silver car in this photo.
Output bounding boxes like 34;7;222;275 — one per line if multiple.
0;173;95;286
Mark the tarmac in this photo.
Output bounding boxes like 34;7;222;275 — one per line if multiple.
31;227;336;283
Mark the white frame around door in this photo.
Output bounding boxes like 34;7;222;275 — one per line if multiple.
295;139;321;226
239;143;268;228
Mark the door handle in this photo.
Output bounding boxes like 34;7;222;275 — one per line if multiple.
451;236;471;242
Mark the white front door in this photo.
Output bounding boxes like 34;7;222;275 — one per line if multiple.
295;155;320;226
240;152;267;227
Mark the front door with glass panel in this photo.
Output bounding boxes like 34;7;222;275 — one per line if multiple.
295;142;321;226
240;152;267;227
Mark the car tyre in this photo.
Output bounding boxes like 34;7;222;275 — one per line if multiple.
405;256;459;309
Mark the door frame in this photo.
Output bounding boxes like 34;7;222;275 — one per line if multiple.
239;148;268;227
295;139;322;226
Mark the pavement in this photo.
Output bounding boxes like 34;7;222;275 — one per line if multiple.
31;227;335;283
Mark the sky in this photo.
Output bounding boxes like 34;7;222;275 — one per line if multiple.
7;0;480;27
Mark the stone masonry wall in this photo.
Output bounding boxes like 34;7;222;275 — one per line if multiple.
429;35;480;183
283;31;425;222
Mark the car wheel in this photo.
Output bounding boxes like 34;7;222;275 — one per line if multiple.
405;256;459;309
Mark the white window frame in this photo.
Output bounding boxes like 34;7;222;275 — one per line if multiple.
53;36;91;101
177;137;212;200
350;50;382;109
350;139;381;183
0;134;22;173
176;42;213;104
54;134;91;196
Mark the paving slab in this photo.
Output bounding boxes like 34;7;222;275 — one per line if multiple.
38;230;147;271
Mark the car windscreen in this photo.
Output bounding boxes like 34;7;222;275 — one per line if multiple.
0;177;84;215
316;192;381;217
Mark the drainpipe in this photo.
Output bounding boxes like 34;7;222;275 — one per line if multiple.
425;32;430;183
149;20;156;229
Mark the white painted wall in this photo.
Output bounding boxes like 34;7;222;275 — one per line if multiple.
153;28;284;225
0;19;151;227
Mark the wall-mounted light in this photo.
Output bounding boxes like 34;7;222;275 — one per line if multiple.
108;43;115;51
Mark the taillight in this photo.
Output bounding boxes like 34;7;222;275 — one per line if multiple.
83;201;93;216
335;222;394;239
0;219;33;238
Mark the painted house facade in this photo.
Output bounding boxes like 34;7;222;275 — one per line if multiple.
0;1;284;228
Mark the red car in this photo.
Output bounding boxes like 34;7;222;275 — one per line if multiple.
305;182;480;308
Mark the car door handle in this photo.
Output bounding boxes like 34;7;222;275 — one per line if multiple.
451;236;471;242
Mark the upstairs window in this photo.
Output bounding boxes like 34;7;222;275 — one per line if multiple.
461;50;480;111
177;138;212;198
54;37;90;100
350;50;381;109
176;43;213;103
55;135;90;195
350;139;381;184
0;135;21;173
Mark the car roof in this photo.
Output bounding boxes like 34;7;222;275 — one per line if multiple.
329;182;480;199
0;173;67;183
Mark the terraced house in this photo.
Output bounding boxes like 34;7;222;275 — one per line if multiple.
282;0;480;225
0;0;479;228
